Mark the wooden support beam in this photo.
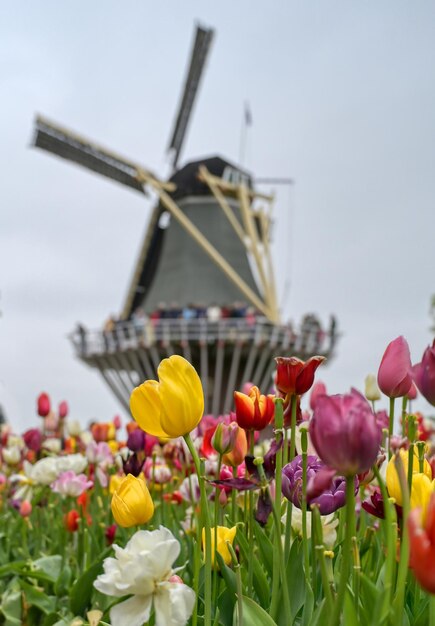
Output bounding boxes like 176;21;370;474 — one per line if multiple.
197;167;274;202
142;172;273;320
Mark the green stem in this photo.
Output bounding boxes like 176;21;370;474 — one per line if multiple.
301;428;310;581
388;397;395;458
430;595;435;626
270;398;288;620
392;453;411;623
401;396;408;438
284;395;298;561
184;433;212;626
373;464;397;612
407;442;414;497
228;543;243;626
328;476;355;626
212;454;223;612
231;466;237;522
247;430;255;596
312;505;333;609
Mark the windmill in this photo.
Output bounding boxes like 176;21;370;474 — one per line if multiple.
32;24;336;414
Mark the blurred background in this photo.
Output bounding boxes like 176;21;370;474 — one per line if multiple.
1;1;434;430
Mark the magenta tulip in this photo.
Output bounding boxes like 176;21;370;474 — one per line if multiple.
377;336;413;398
309;381;327;411
58;401;69;419
37;392;51;418
23;428;42;452
412;339;435;406
309;389;382;476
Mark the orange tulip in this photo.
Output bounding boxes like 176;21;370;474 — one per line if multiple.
233;386;274;431
408;492;435;593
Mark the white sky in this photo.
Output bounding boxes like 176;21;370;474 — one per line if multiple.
1;2;434;431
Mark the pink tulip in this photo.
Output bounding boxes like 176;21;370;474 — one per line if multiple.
37;392;51;417
412;339;435;406
309;389;382;476
58;401;69;419
377;336;413;398
23;428;42;452
113;415;122;430
309;381;327;411
406;381;418;401
19;501;32;517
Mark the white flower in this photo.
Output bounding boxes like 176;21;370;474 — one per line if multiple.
55;453;88;474
94;526;195;626
282;508;338;548
80;430;93;446
179;474;200;503
365;374;381;402
43;438;62;454
10;458;59;500
2;446;21;465
67;419;82;437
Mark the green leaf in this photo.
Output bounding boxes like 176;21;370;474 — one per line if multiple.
301;582;314;626
218;588;237;626
253;522;274;577
286;537;305;622
69;559;104;616
54;565;72;596
0;588;22;625
19;579;56;614
234;595;278;625
236;527;270;608
343;588;359;626
33;556;63;583
216;551;237;600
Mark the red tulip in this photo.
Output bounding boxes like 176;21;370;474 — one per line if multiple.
23;428;42;452
58;401;68;419
275;356;325;397
408;492;435;593
37;392;51;417
65;509;80;532
234;386;274;431
377;336;413;398
412;339;435;406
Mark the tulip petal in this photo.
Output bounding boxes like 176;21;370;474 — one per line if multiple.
130;380;167;438
159;355;204;438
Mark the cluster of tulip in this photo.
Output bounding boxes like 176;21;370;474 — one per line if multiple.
0;338;434;626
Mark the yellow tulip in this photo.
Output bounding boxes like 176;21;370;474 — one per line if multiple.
386;449;432;506
410;474;435;524
109;474;123;495
202;526;237;566
130;355;204;439
111;474;154;527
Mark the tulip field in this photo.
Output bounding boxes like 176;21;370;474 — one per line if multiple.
0;338;435;626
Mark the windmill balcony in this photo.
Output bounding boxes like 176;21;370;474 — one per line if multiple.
70;317;337;416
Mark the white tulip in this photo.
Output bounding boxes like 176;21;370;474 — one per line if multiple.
55;453;88;474
2;446;21;465
43;438;62;454
67;419;82;437
365;374;381;402
94;526;195;626
10;457;59;500
7;436;25;450
282;508;338;548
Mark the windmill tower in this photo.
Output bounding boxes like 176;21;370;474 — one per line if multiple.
32;25;337;415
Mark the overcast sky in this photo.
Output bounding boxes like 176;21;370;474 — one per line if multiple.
1;2;434;432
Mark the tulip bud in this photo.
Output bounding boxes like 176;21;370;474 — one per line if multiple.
202;525;237;567
65;509;80;532
412;339;435;406
113;415;122;430
122;452;144;477
2;446;21;465
111;474;154;527
19;500;32;517
377;336;413;398
407;381;418;400
222;426;247;467
211;422;238;455
58;401;68;419
67;420;82;437
127;428;146;452
37;392;51;417
364;374;381;402
105;524;117;545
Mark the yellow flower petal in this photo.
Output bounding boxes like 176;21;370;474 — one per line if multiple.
410;474;435;524
111;474;154;528
386;449;432;506
130;380;167;438
158;355;204;438
203;526;237;566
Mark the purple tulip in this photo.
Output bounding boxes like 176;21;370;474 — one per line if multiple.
413;339;435;406
127;428;146;452
309;389;382;476
282;455;351;515
23;428;42;452
122;452;144;477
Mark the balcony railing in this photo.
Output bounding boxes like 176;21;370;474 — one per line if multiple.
70;317;337;360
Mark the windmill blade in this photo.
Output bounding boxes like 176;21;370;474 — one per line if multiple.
33;115;154;194
167;24;214;170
